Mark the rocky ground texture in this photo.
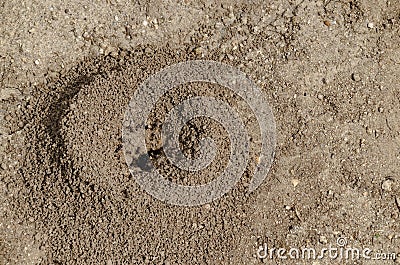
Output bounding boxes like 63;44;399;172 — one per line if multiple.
1;0;400;264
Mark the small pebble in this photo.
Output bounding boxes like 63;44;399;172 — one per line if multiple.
194;47;204;55
317;94;324;100
142;20;148;26
82;32;91;40
319;235;328;244
351;73;361;82
382;179;393;191
34;59;40;65
291;178;300;188
367;22;374;28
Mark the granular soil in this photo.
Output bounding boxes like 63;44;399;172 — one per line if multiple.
1;0;400;264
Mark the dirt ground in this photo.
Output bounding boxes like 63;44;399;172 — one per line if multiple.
1;0;400;264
